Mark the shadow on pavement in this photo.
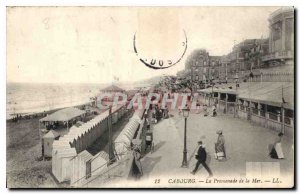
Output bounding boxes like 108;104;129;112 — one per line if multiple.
144;140;166;155
141;156;162;178
153;141;166;152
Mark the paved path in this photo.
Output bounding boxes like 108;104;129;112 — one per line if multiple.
139;109;294;187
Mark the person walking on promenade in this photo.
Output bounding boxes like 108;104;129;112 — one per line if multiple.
203;104;209;117
191;141;213;177
196;101;201;114
212;104;217;117
164;106;169;119
152;109;157;124
215;130;226;160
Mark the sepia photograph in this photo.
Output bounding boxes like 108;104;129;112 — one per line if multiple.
5;5;295;189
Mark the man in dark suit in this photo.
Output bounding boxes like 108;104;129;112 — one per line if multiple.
191;141;213;177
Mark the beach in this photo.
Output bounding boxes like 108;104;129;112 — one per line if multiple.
6;82;103;187
6;116;58;188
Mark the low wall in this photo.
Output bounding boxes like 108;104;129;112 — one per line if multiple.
237;108;294;136
237;109;248;120
218;100;236;114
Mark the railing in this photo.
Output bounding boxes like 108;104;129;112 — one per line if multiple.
268;112;279;121
237;108;294;135
259;110;265;117
284;116;293;125
262;50;294;61
252;108;258;115
237;108;247;120
249;72;294;82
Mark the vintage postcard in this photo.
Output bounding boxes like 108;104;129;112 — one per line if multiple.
6;6;295;188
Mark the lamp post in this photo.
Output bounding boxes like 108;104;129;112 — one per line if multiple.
234;74;239;118
209;78;215;106
181;106;190;168
108;105;116;165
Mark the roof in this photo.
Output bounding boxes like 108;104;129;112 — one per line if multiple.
237;82;294;109
43;130;60;139
51;105;124;154
77;150;93;161
199;84;237;95
75;121;85;127
40;107;86;122
114;111;142;158
199;82;294;109
101;84;125;93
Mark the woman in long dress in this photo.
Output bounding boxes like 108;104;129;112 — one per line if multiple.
203;104;208;117
215;130;226;160
269;132;284;159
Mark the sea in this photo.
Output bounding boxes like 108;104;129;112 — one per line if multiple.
6;82;138;120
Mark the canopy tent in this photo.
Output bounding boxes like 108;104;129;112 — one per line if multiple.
101;84;126;93
40;107;86;122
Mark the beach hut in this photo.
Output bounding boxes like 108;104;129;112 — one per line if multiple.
112;112;118;124
70;150;93;186
52;145;77;183
70;150;109;187
114;112;142;159
43;130;60;157
91;151;109;176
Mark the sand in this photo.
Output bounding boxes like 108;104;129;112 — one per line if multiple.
6;117;58;188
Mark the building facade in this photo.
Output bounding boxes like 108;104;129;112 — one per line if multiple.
219;38;269;83
184;49;223;84
185;49;210;83
262;7;294;66
180;7;294;85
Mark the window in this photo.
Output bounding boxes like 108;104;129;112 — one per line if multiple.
272;21;282;41
86;160;92;179
285;18;294;51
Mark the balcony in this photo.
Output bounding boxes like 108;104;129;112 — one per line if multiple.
262;50;294;61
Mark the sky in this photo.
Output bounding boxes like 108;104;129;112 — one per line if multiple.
7;6;280;84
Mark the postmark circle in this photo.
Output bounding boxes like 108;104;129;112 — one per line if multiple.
133;29;188;70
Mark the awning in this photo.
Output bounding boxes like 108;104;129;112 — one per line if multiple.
198;82;294;110
237;82;294;109
40;107;86;122
199;84;237;95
